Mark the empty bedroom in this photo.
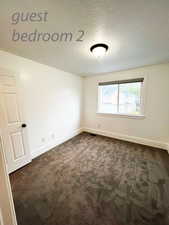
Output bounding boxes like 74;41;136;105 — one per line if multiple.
0;1;169;225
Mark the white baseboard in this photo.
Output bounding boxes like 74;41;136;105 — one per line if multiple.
83;127;168;151
31;127;168;158
31;128;83;159
166;143;169;153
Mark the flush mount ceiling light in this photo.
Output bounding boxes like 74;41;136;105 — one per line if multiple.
90;43;108;57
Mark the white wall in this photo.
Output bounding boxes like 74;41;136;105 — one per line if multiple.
83;63;169;149
0;49;168;153
0;50;83;158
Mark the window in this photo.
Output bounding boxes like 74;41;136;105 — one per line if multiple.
98;78;144;116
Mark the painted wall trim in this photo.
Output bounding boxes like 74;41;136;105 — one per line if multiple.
31;128;83;159
83;127;168;151
0;208;4;225
31;127;168;159
0;137;18;225
166;143;169;154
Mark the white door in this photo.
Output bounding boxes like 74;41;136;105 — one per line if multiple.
0;73;31;173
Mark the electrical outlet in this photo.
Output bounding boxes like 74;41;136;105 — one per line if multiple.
97;124;101;129
51;133;55;139
41;137;45;143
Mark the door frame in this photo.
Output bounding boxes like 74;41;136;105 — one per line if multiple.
0;136;17;225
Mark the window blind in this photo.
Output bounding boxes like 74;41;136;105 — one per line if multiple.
98;78;144;86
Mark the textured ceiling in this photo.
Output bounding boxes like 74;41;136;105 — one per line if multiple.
0;0;169;76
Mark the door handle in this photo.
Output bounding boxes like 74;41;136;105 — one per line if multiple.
21;123;27;128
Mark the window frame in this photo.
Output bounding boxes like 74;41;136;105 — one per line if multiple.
97;76;146;119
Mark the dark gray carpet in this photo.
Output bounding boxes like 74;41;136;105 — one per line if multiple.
10;132;169;225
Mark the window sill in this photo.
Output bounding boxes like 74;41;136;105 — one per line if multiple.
96;112;145;119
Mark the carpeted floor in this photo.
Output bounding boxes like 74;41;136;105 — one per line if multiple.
10;132;169;225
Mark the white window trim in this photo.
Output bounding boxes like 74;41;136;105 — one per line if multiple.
97;75;147;119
